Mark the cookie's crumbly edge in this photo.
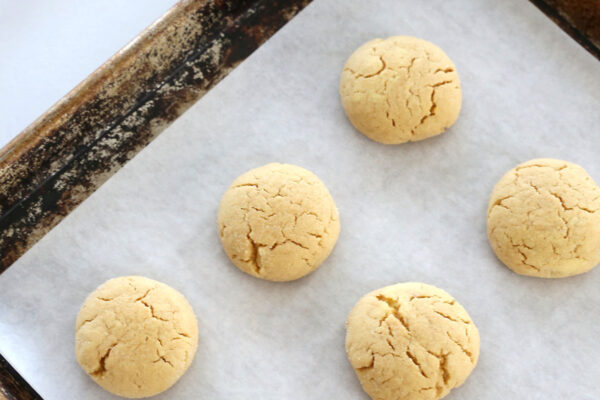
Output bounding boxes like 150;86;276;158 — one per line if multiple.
339;36;461;144
75;276;199;398
217;163;340;281
345;282;479;400
487;158;600;278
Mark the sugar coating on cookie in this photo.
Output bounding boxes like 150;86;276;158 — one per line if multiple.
346;282;479;400
339;36;461;144
75;276;198;398
487;158;600;278
217;163;340;282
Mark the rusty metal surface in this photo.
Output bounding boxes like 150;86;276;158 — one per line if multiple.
0;0;311;272
530;0;600;60
0;354;40;400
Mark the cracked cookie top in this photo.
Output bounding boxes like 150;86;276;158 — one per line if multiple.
487;158;600;278
345;282;479;400
75;276;198;398
217;163;340;282
339;36;461;144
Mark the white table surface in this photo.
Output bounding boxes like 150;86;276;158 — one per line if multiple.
0;0;600;399
0;0;175;148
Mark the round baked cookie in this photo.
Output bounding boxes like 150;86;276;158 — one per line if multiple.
75;276;198;398
217;163;340;282
339;36;461;144
346;282;479;400
487;158;600;278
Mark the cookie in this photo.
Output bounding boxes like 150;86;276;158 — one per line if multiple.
339;36;461;144
346;282;479;400
75;276;198;398
217;163;340;281
487;158;600;278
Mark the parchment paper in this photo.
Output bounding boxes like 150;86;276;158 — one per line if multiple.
1;0;599;399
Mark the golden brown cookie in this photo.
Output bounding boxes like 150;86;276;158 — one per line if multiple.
75;276;198;398
217;163;340;281
487;158;600;278
346;282;479;400
339;36;461;144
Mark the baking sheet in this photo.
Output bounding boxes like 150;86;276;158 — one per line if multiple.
1;0;600;398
